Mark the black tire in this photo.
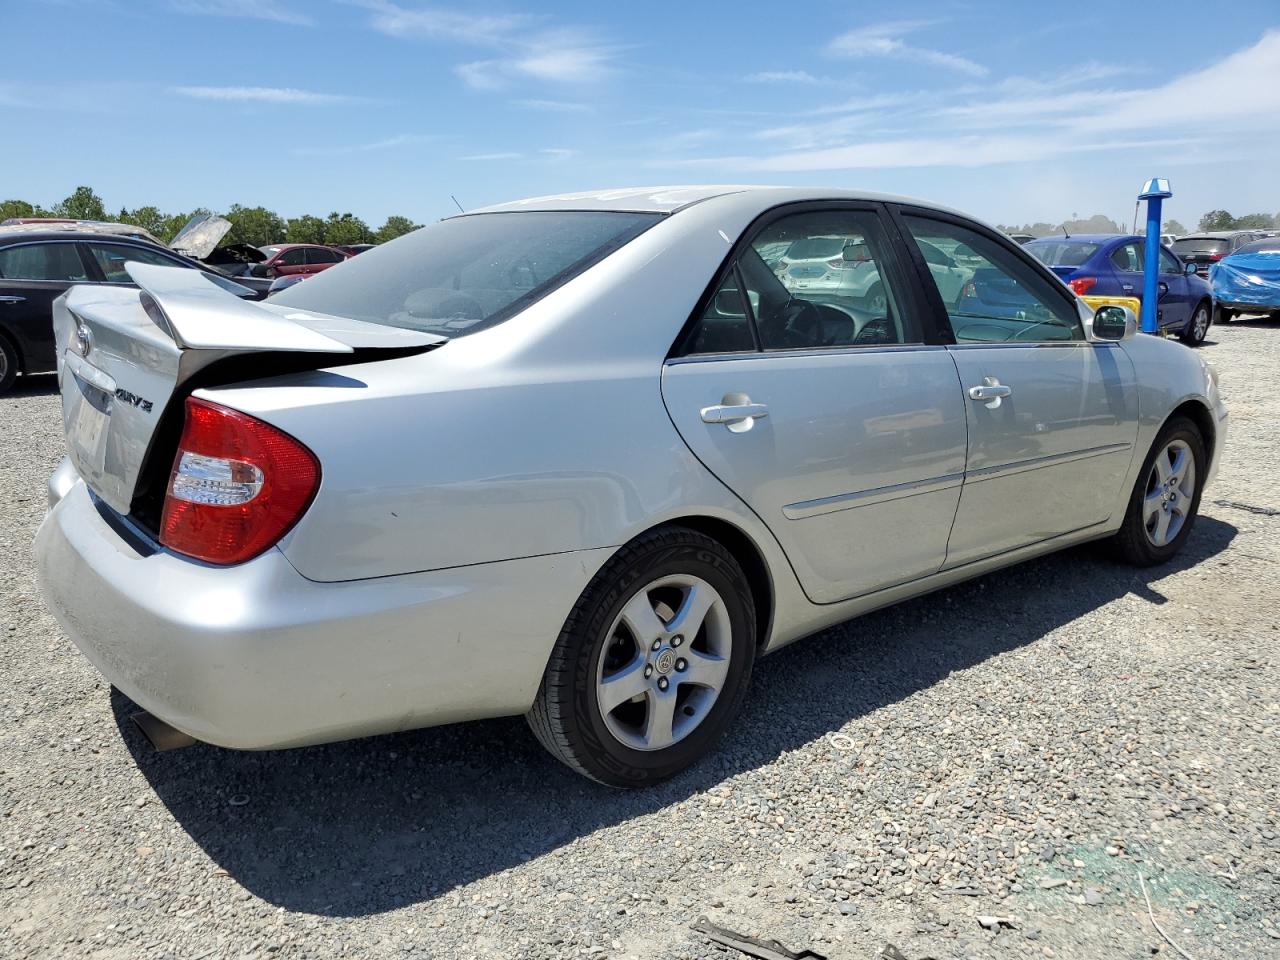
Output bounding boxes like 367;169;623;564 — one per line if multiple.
1180;301;1211;345
527;526;756;787
1215;304;1234;324
0;335;17;395
1109;416;1206;566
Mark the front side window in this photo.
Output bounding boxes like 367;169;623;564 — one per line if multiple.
86;242;183;282
276;248;307;267
902;216;1082;343
0;243;88;282
273;210;662;337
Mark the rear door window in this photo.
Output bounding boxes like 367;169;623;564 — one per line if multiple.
0;243;89;281
305;247;343;265
85;242;185;282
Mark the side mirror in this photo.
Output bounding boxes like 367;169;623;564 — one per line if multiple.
842;242;870;262
1184;261;1198;276
713;289;746;317
1090;305;1138;342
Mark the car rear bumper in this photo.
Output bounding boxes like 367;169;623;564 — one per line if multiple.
1218;299;1280;312
35;476;609;749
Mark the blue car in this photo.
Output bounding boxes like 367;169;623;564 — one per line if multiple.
1024;234;1214;345
1210;236;1280;322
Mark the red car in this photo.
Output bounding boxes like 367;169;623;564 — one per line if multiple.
255;243;347;278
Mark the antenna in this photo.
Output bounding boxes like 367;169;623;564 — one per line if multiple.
450;195;465;214
1061;223;1070;239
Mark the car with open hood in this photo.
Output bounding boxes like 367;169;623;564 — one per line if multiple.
34;186;1227;786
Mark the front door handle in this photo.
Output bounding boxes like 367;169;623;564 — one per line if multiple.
0;295;26;304
701;399;769;433
968;378;1012;409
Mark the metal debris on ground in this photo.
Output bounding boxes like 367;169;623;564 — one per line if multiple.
976;915;1018;930
690;918;827;960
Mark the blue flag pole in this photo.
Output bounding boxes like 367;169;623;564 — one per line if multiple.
1138;178;1172;334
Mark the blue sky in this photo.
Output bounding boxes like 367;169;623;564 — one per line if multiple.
4;0;1279;229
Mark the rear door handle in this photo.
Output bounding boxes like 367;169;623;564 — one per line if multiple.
701;402;768;423
968;378;1012;409
1120;284;1134;292
0;295;25;304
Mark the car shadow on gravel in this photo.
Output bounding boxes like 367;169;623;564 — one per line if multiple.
6;373;58;397
112;516;1237;918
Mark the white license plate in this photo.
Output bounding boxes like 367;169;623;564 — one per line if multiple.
65;374;112;476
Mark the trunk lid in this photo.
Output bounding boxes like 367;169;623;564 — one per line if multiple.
55;261;441;517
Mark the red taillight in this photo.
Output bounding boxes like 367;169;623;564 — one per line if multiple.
1209;253;1224;262
1068;276;1098;295
160;397;320;565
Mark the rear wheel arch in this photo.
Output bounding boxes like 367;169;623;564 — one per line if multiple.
628;516;775;654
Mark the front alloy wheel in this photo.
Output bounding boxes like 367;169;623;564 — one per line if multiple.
527;527;755;787
1142;439;1196;547
1110;417;1205;566
1181;304;1210;345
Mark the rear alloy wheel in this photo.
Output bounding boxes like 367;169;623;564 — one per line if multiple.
1180;303;1211;345
527;527;755;787
0;336;17;394
1109;417;1205;566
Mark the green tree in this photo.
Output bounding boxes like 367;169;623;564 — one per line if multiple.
0;199;44;221
1162;218;1187;236
1198;210;1234;231
285;214;327;244
53;185;107;221
118;205;168;239
322;212;372;246
1233;212;1276;230
374;215;420;243
223;204;286;247
1062;213;1122;235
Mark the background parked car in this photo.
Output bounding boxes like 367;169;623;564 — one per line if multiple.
1025;234;1213;344
255;243;347;279
0;229;254;393
1211;236;1280;321
1172;231;1266;277
335;243;375;257
0;219;166;245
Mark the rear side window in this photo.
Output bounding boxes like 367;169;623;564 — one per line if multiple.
306;247;343;265
86;242;183;282
679;208;918;355
0;242;88;281
272;211;663;338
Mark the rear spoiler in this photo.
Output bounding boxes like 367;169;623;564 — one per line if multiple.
120;261;442;353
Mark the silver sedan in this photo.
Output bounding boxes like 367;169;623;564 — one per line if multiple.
35;187;1228;786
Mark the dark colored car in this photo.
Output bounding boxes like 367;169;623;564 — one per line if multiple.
1171;232;1265;277
1024;234;1214;345
335;243;375;256
0;230;255;393
255;244;347;279
1211;236;1280;321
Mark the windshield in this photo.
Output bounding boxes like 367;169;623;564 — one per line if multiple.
1026;240;1100;267
271;210;663;337
1172;238;1229;256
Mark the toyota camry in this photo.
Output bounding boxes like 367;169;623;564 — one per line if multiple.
35;186;1228;786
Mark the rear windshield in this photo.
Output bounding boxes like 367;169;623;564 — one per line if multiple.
1231;238;1280;256
785;237;846;260
1172;238;1229;256
1026;241;1099;267
271;210;663;337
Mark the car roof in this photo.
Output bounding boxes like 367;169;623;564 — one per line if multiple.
1176;232;1248;240
1026;234;1131;244
465;184;977;219
0;229;175;247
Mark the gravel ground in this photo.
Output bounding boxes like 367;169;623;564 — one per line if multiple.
2;319;1278;960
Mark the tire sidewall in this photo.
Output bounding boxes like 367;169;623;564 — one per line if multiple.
1125;419;1206;563
0;335;17;394
565;535;755;786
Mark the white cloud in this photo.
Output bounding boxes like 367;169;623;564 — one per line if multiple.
171;86;357;104
460;151;524;161
357;2;617;90
170;0;311;26
539;148;578;159
514;98;592;113
294;134;441;155
745;70;820;84
828;20;987;77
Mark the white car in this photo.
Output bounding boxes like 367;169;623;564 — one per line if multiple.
36;186;1227;786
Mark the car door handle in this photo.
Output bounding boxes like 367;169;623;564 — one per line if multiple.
968;379;1012;409
701;401;769;430
1120;284;1134;292
0;295;26;304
